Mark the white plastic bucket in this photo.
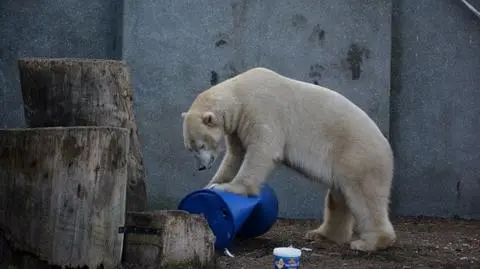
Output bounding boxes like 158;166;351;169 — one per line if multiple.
273;247;302;268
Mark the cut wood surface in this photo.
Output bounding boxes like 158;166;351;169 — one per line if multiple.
0;126;129;269
122;210;217;269
18;58;147;212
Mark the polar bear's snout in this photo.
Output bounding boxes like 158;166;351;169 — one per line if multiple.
195;148;217;171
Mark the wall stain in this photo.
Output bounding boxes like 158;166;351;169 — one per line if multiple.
456;180;462;199
210;71;219;86
346;43;371;80
308;24;326;46
291;14;307;28
215;32;230;48
223;62;239;79
215;39;227;47
308;63;324;85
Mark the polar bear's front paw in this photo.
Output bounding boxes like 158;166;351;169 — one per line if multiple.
212;182;260;197
204;183;218;189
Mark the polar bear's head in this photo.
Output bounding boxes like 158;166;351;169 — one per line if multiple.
181;110;224;171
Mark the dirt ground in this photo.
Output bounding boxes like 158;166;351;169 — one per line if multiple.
2;216;478;269
217;217;480;269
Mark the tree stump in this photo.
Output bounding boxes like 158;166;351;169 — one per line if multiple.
121;210;217;269
17;58;147;213
0;126;129;269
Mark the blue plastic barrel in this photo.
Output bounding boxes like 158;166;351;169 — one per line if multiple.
237;184;279;238
177;184;279;250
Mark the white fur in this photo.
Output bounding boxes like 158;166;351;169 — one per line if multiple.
181;67;396;252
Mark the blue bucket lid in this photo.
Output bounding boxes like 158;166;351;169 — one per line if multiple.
178;188;258;249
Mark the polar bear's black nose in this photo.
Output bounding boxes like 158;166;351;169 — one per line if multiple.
198;165;206;171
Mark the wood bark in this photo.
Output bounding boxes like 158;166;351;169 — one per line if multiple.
0;126;129;269
17;58;147;212
122;210;217;269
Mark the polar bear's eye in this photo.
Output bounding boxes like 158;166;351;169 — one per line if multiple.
199;144;205;150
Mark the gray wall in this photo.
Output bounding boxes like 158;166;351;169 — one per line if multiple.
390;0;480;219
0;0;479;219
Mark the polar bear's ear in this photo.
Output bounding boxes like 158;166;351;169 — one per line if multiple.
201;111;217;127
181;112;187;118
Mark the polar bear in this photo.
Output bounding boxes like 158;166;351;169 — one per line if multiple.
181;67;396;252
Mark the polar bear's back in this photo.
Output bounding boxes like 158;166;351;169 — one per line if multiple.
206;67;392;182
221;68;383;139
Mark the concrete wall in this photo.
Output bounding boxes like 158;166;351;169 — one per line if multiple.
123;0;392;218
390;0;480;219
0;0;479;219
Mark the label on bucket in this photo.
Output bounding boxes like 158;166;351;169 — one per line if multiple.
273;247;301;269
274;256;300;268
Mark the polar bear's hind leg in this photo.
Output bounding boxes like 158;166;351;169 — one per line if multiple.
305;187;355;244
342;173;396;252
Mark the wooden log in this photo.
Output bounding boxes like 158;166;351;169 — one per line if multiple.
17;58;147;213
122;210;217;269
0;126;129;269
